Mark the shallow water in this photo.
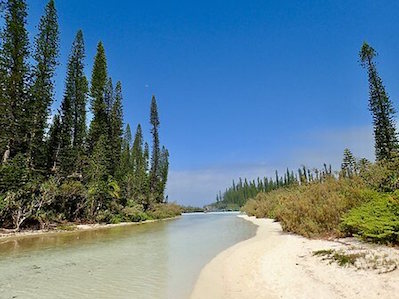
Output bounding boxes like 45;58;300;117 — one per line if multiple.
0;212;256;299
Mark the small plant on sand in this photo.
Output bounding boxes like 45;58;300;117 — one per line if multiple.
313;249;365;267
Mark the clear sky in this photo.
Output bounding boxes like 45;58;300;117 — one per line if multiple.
27;0;399;206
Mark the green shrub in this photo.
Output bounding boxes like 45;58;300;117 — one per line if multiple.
360;156;399;192
242;178;368;238
122;206;149;222
147;203;182;219
341;192;399;244
241;190;281;218
95;209;114;223
57;181;88;221
110;215;123;224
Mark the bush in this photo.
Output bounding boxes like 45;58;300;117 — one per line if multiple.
95;209;114;223
110;215;123;224
360;156;399;192
341;192;399;244
58;180;88;221
277;178;368;237
241;189;282;219
242;178;368;238
122;205;149;222
147;203;182;219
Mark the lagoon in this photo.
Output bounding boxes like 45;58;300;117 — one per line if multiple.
0;212;256;299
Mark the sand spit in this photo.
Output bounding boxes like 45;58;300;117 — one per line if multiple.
190;215;399;299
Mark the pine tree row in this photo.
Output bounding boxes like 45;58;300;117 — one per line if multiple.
0;0;171;230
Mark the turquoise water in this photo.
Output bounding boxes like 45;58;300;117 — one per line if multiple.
0;212;256;299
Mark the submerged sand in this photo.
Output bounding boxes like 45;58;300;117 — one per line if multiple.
190;215;399;299
0;217;178;240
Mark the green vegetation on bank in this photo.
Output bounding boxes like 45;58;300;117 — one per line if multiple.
181;205;205;213
0;0;176;232
217;43;399;244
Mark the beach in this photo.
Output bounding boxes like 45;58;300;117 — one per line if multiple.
190;215;399;299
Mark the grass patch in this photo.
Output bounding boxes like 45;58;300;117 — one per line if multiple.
313;249;334;256
332;252;365;266
313;249;365;267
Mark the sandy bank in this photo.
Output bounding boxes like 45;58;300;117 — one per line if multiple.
0;217;178;240
190;215;399;299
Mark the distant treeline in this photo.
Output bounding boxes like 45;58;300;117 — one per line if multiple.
211;164;334;210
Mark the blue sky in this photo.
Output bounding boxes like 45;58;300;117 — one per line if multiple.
27;0;399;206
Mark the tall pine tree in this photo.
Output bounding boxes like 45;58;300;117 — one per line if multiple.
149;96;161;203
88;42;108;154
132;124;148;206
57;30;88;175
360;42;398;161
109;81;123;176
0;0;30;163
29;0;59;170
158;146;169;201
69;31;88;173
119;124;132;179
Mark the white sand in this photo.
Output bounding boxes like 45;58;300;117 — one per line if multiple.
190;215;399;299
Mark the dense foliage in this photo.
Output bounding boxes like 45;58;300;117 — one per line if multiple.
0;0;174;231
341;191;399;243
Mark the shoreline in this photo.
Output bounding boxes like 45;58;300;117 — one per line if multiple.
190;215;399;299
0;216;179;241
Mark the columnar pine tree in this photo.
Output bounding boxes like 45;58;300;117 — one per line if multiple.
158;146;169;201
88;42;108;155
143;141;150;208
65;30;88;173
58;30;88;175
360;42;398;161
0;0;30;163
109;81;123;176
132;124;148;206
149;96;161;202
131;124;144;173
29;0;59;169
70;31;88;173
87;42;111;184
119;124;132;179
